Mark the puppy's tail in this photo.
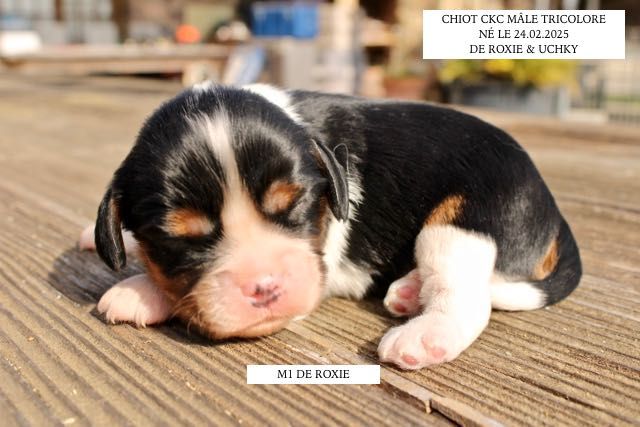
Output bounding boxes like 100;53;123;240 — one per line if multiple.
491;219;582;311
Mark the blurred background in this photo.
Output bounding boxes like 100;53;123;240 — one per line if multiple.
0;0;638;125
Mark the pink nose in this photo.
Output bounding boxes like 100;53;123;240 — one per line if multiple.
241;276;281;308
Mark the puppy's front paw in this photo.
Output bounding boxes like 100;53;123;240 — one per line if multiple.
377;313;464;370
97;274;174;327
383;269;422;317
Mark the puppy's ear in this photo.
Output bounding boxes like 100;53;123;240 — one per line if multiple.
311;140;349;221
95;187;126;271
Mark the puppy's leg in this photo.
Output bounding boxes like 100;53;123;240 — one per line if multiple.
78;224;139;255
378;225;495;369
97;274;174;327
383;269;422;317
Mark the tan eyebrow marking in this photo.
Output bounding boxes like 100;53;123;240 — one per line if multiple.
262;181;302;215
164;208;215;237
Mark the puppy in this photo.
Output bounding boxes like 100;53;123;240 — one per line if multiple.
79;83;581;369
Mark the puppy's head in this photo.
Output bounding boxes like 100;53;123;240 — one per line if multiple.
95;85;348;338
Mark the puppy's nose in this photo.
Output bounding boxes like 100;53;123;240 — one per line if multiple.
242;277;281;308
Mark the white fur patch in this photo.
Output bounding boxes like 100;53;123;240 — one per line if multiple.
490;277;546;311
199;113;239;189
322;177;374;299
242;83;302;123
187;111;244;208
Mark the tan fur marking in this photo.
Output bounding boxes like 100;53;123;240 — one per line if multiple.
263;181;301;214
425;194;465;226
533;238;559;280
165;208;214;237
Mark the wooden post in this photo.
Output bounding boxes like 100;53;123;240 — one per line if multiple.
54;0;64;21
111;0;129;42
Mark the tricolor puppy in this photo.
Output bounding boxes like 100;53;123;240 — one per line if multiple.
79;83;581;369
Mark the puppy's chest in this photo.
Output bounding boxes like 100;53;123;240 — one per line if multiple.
321;216;376;299
316;164;415;299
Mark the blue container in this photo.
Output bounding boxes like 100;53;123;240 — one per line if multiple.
291;3;318;38
251;2;318;39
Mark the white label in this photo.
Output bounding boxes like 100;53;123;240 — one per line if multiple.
423;10;625;59
246;365;381;384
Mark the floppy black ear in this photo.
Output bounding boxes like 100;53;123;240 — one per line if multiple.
95;187;126;271
311;140;350;221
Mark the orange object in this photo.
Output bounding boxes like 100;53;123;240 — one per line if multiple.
175;25;201;44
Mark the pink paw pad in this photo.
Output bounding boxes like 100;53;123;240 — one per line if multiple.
378;313;463;370
427;345;447;360
397;285;418;299
97;274;174;327
383;270;422;317
392;303;408;314
401;354;419;366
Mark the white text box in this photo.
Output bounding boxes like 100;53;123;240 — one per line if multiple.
247;365;381;385
423;10;625;59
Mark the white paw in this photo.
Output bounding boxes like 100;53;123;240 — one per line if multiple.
378;312;467;370
97;274;174;327
383;269;422;317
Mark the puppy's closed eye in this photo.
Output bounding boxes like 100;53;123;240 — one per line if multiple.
262;180;302;215
164;208;215;237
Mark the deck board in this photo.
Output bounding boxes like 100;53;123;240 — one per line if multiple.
0;75;638;426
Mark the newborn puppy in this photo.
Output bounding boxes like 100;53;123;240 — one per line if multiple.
80;83;581;369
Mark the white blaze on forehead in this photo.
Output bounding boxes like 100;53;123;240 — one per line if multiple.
200;116;260;241
190;111;241;194
242;83;302;123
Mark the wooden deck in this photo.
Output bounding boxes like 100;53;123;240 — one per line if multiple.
0;75;638;426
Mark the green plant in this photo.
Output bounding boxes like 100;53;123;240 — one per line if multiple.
439;60;577;88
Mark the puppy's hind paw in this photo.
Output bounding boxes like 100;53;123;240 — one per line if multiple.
97;274;174;327
378;313;465;370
